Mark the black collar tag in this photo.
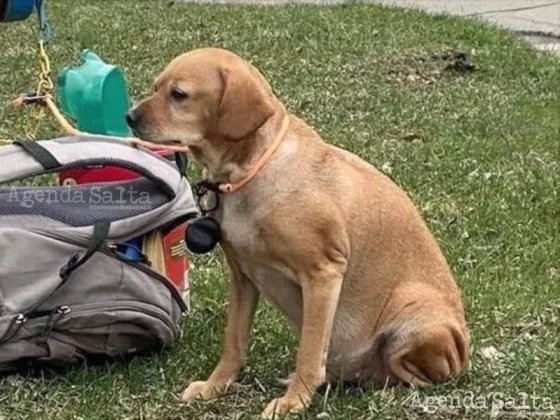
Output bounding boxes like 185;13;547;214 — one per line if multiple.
186;181;222;254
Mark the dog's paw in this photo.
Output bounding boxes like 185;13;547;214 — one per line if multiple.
181;380;225;403
261;396;307;419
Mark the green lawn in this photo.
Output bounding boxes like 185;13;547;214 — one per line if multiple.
1;0;559;419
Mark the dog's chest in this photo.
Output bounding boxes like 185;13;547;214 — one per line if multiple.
214;196;262;257
212;196;302;319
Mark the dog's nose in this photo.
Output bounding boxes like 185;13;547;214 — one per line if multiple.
125;109;141;128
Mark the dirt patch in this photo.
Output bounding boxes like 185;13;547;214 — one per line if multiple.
432;49;477;73
386;49;477;85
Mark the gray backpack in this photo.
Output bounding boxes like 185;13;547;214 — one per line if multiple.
0;136;199;373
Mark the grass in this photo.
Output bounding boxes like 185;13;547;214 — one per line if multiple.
1;0;559;419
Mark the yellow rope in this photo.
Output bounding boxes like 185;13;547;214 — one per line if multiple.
4;40;189;154
37;41;54;94
43;96;88;137
21;40;54;140
5;39;109;142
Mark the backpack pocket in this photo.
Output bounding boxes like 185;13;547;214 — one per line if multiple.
0;227;186;370
35;300;176;357
0;300;177;371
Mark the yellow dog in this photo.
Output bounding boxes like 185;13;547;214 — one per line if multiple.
126;47;470;419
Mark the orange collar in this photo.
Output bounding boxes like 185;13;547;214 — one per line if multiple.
218;115;290;193
128;115;290;195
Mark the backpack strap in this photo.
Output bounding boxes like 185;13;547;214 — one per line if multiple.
59;222;111;281
25;222;112;315
12;140;61;170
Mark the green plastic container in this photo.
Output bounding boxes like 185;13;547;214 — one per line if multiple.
58;49;131;137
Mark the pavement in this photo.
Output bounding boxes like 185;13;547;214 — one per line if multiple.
176;0;560;54
373;1;560;53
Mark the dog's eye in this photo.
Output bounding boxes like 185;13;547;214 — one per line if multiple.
170;88;189;101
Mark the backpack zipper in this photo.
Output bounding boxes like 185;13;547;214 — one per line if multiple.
35;301;177;337
0;314;27;344
38;306;71;342
31;229;188;313
6;302;178;344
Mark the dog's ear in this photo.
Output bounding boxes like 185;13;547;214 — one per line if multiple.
217;65;275;141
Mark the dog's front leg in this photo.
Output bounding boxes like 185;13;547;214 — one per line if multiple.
182;254;259;403
261;262;344;419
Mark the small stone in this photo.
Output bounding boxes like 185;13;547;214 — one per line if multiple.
381;162;393;174
479;346;505;362
402;132;424;142
406;73;419;82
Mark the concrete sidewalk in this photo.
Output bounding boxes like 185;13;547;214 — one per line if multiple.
177;0;560;53
373;1;560;53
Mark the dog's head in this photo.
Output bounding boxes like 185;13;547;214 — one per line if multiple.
126;48;276;152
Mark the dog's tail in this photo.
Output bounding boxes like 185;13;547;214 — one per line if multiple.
360;318;470;387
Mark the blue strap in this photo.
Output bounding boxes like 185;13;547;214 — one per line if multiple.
35;0;51;44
